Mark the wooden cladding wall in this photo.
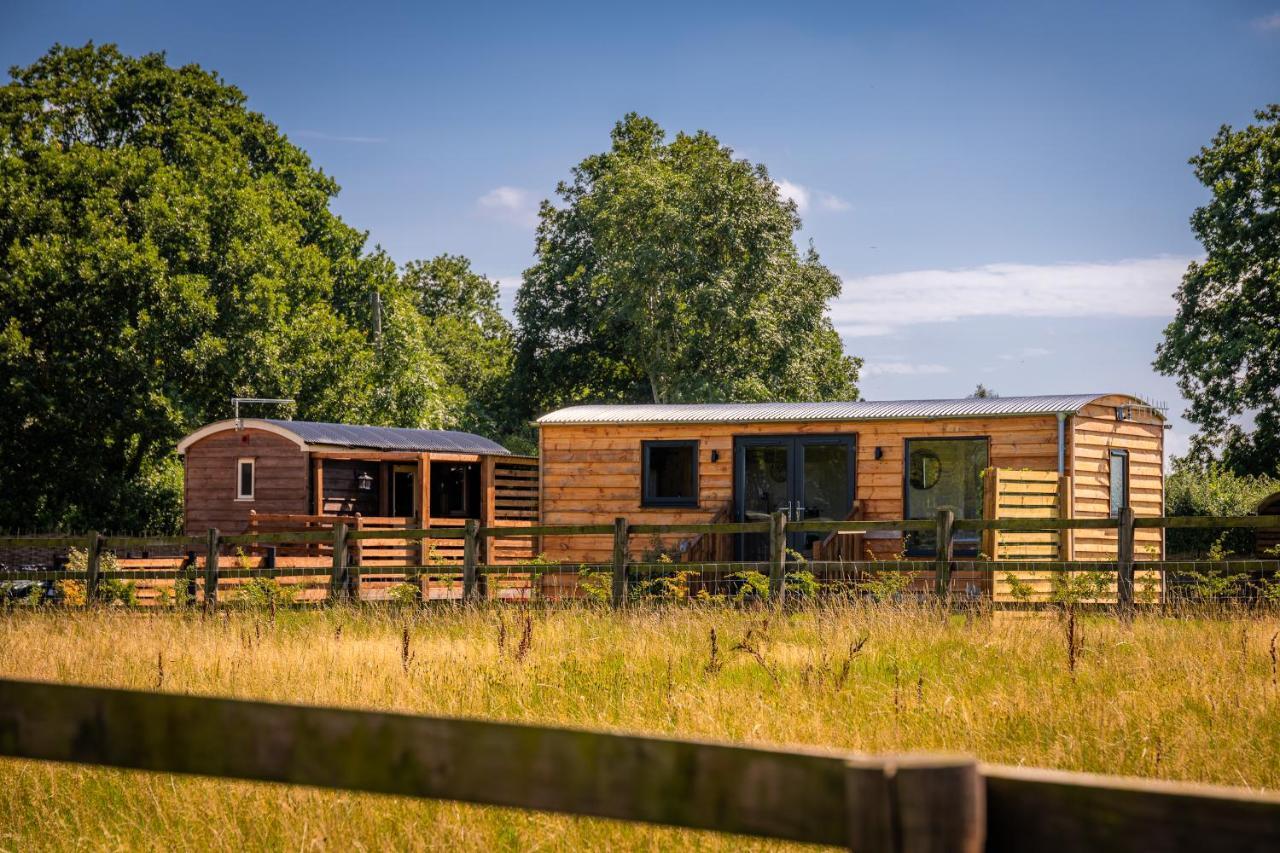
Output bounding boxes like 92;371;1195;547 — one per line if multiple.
1068;396;1164;561
539;415;1067;563
183;429;309;535
321;460;380;517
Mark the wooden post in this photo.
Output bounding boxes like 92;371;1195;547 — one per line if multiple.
462;519;480;602
312;458;324;516
934;509;954;601
329;521;349;603
1117;505;1135;619
611;516;629;609
846;755;984;853
1059;473;1074;561
768;510;787;605
84;531;103;604
204;528;220;611
983;468;1000;560
482;456;497;564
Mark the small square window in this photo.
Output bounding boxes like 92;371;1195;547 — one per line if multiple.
237;458;255;501
642;440;698;507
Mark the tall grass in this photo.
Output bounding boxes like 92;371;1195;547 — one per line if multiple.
2;602;1279;850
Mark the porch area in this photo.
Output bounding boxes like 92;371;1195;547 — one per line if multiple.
248;452;538;567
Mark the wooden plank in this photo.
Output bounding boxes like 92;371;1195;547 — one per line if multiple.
0;678;850;846
935;509;954;599
1117;506;1135;618
204;528;220;610
463;519;480;601
983;763;1280;852
85;532;102;603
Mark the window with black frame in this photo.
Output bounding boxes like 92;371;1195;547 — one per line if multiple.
642;440;698;507
903;437;988;556
1109;449;1129;517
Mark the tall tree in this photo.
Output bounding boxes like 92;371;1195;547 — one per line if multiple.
1155;105;1280;477
0;44;448;531
513;114;860;414
401;254;525;446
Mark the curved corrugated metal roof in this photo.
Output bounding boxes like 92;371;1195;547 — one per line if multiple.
262;420;511;454
537;394;1148;426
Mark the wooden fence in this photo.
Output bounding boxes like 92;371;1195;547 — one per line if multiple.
2;513;1279;613
0;677;1277;851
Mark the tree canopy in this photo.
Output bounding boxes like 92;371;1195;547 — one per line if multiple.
512;114;860;413
1155;105;1280;477
401;254;526;449
0;44;448;530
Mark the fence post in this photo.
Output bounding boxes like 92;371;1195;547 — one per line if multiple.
204;528;220;611
768;510;787;605
329;521;349;603
847;755;984;853
463;519;481;602
611;516;629;609
84;531;102;604
934;509;954;601
1117;505;1135;619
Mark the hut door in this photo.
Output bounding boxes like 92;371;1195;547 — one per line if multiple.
734;435;855;560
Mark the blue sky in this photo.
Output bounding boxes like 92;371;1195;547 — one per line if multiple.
6;1;1280;457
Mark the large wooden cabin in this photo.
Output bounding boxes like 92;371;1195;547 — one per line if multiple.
535;394;1167;572
177;420;538;562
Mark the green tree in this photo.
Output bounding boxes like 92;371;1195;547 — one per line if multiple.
513;113;860;414
401;254;525;446
1155;105;1280;477
1163;459;1279;557
0;44;447;531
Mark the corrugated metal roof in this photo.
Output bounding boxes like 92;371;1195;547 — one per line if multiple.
537;394;1143;426
263;420;510;454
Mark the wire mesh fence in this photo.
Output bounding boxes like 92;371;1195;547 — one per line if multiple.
3;512;1280;613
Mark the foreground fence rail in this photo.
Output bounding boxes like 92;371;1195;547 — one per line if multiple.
0;677;1277;851
2;513;1278;611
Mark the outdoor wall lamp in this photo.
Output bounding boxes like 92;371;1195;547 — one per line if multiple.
357;471;374;491
874;446;884;460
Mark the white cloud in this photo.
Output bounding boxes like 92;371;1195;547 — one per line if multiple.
1252;12;1280;30
775;179;810;212
775;179;850;214
478;186;539;227
830;256;1189;338
862;361;952;376
817;192;851;212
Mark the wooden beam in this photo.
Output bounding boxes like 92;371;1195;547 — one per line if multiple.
312;456;324;516
1117;506;1135;618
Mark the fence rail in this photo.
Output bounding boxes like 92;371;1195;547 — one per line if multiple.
2;513;1278;610
0;677;1276;851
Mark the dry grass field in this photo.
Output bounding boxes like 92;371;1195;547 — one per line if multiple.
2;602;1279;851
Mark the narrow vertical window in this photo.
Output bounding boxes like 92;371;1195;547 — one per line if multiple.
237;458;255;500
1109;449;1129;517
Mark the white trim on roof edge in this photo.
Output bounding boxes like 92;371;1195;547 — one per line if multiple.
176;419;310;454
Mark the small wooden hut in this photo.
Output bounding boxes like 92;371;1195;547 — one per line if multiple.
177;419;538;563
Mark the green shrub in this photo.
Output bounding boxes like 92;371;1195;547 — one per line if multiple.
237;578;295;608
1164;461;1279;557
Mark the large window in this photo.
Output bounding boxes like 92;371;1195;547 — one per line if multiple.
236;458;255;501
903;437;988;556
642;440;699;507
1109;449;1129;517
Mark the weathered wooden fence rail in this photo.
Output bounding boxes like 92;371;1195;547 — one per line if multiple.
0;677;1276;851
2;514;1278;609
